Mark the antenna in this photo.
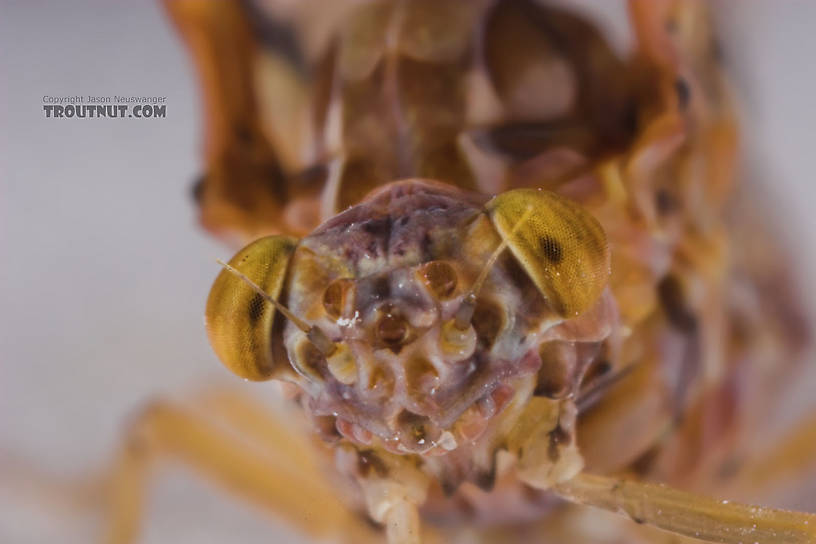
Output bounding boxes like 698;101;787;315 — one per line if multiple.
216;259;336;355
454;206;534;329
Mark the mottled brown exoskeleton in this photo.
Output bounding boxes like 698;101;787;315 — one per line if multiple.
106;1;816;542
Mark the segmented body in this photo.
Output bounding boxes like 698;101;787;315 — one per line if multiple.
178;0;810;540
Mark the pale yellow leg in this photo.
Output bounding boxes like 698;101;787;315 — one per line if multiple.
103;395;380;544
553;472;816;544
726;412;816;507
384;501;421;544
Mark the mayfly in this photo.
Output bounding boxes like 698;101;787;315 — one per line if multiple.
106;0;816;542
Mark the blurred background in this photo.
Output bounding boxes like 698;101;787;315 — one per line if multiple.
1;1;815;543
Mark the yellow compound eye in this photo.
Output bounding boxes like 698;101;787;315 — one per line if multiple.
485;189;610;317
205;235;298;381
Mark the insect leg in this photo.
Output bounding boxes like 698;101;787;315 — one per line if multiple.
350;448;435;544
167;390;445;543
384;500;421;544
162;0;321;241
577;358;674;474
553;472;816;544
725;412;816;508
104;397;380;544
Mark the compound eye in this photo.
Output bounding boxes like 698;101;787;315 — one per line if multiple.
486;189;610;317
322;278;356;320
205;235;298;380
418;261;458;300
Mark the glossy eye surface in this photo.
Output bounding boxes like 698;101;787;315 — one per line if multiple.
486;188;610;317
418;260;458;299
377;312;409;347
205;235;298;380
322;278;356;320
472;298;505;349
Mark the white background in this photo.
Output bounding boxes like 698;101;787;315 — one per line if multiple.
1;1;815;542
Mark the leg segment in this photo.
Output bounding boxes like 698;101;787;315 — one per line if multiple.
726;412;816;509
162;0;321;242
553;472;816;544
104;396;380;544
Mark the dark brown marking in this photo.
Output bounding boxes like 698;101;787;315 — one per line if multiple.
371;276;391;300
656;188;678;215
234;124;253;144
675;77;691;111
538;235;563;264
440;477;459;497
631;445;660;476
357;450;389;478
247;293;265;325
621;98;639;140
421;232;434;258
396;411;429;447
472;299;504;349
547;425;570;463
474;467;497;491
657;275;697;332
242;0;308;76
313;415;342;443
362;217;391;235
583;359;611;383
470;120;596;160
577;363;636;414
